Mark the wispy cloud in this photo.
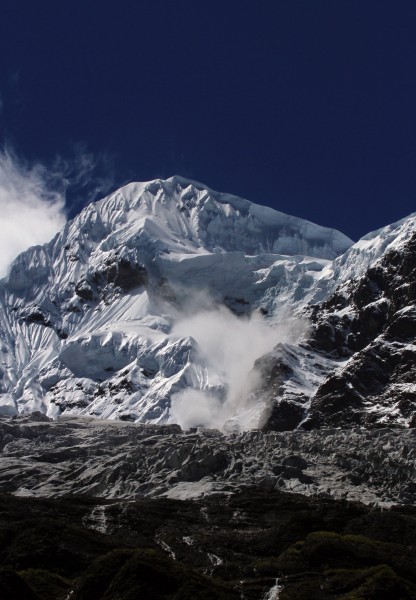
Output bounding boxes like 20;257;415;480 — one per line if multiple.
0;145;116;278
51;143;116;217
0;148;66;278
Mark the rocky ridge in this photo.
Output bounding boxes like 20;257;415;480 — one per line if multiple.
257;214;416;431
304;218;416;428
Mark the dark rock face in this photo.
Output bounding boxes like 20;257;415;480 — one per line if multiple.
255;350;303;431
75;258;149;303
223;296;251;316
254;346;311;431
265;399;305;431
21;309;52;327
255;342;341;433
301;231;416;429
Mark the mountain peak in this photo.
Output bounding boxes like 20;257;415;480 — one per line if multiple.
90;176;353;259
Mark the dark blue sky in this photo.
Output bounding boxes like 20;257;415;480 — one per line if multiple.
1;0;416;240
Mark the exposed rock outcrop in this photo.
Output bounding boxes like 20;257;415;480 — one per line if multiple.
303;229;416;429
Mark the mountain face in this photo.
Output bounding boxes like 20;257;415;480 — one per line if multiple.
0;175;415;432
0;176;352;429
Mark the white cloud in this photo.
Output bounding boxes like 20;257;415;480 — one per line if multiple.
0;148;66;278
0;145;116;278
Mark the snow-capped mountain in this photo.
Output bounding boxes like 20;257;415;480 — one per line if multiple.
0;176;353;428
0;175;415;431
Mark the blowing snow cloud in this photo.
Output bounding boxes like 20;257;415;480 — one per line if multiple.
0;146;116;278
170;301;307;432
0;149;66;278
